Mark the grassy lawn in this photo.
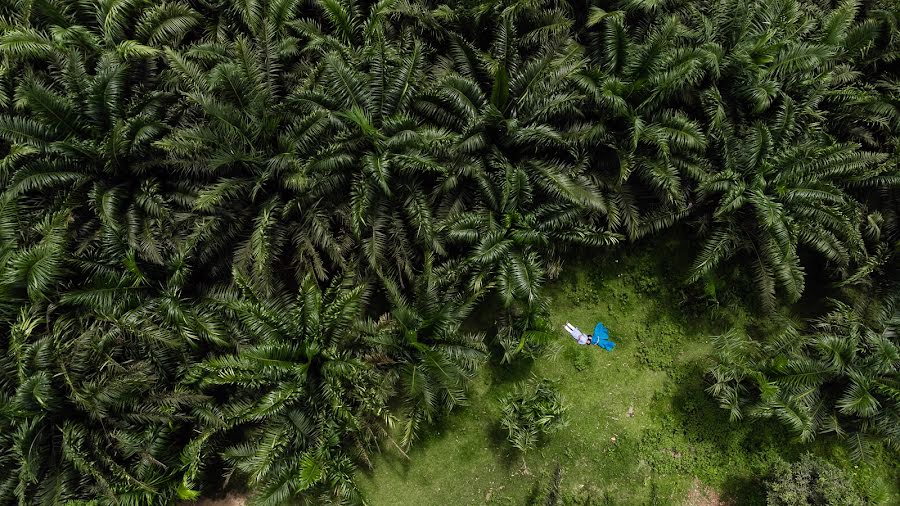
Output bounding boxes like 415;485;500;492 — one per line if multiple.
357;244;900;505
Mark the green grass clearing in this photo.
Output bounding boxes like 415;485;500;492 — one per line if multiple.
357;245;900;505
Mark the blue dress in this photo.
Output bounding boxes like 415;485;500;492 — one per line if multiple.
592;322;615;350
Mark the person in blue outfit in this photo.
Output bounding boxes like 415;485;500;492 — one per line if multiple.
564;321;615;350
592;336;615;350
564;322;590;345
591;322;616;351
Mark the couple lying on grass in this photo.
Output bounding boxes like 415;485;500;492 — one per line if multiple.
565;322;615;351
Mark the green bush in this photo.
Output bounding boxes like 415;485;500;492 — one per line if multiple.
500;377;568;453
525;464;610;506
635;320;682;371
766;453;866;506
563;344;595;372
497;307;556;363
709;300;900;460
572;349;594;372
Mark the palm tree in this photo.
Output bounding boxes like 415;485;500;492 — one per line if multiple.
186;275;385;505
365;255;486;447
708;297;900;460
417;6;620;332
0;241;216;505
162;0;454;291
295;33;449;288
579;9;710;239
689;115;885;310
157;0;350;290
0;1;201;267
647;0;900;309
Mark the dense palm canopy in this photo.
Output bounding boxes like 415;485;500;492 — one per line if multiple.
709;295;900;460
185;275;381;505
0;0;898;503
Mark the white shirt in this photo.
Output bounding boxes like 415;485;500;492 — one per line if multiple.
565;322;589;345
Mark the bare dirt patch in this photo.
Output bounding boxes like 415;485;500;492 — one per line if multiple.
684;478;728;506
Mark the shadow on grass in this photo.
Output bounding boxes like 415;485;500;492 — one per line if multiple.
488;355;537;385
487;422;527;471
358;399;471;481
359;355;539;485
650;361;802;505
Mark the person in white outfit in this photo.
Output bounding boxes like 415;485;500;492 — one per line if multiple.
564;322;590;345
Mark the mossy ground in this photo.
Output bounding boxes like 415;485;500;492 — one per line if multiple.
357;241;900;505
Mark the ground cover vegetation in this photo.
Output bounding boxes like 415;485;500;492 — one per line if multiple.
358;244;899;505
0;0;897;504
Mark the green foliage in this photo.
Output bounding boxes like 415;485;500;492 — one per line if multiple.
185;275;382;505
0;0;898;503
566;345;594;372
637;363;795;493
499;377;567;453
709;296;900;460
496;303;557;363
635;319;682;371
0;262;218;505
368;256;487;448
358;246;900;505
526;464;609;506
766;453;866;506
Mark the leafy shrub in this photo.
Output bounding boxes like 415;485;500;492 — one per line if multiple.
709;300;900;459
571;348;594;372
635;320;682;371
766;453;866;506
562;339;595;372
525;464;610;506
495;300;558;363
500;378;567;452
630;268;662;295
